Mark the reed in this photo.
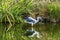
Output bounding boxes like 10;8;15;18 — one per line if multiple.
0;0;33;23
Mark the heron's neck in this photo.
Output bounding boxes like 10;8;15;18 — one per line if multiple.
36;17;40;22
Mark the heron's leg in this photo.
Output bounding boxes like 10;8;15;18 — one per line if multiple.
31;23;34;31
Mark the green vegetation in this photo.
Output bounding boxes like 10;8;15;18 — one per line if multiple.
46;2;60;22
0;0;60;30
1;0;33;24
0;0;60;40
0;0;60;23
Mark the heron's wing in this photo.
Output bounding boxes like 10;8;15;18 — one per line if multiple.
26;22;33;24
28;17;37;22
24;17;35;23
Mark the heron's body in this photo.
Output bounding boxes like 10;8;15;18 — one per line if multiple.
24;17;35;23
24;16;43;24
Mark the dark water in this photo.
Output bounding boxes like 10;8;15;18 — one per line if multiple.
0;23;60;40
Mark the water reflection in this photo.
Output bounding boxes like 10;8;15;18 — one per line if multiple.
0;23;60;40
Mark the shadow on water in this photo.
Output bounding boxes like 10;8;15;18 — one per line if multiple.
0;23;60;40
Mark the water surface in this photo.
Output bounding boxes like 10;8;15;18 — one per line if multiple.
0;23;60;40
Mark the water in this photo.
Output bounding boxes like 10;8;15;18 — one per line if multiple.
0;23;60;40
